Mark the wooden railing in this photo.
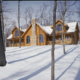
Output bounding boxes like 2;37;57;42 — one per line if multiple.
47;41;52;45
47;38;73;45
11;42;24;47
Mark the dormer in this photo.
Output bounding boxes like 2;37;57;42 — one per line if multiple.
10;26;24;38
51;19;69;33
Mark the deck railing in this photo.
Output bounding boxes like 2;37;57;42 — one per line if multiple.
47;38;72;45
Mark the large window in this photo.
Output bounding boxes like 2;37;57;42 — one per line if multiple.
15;30;19;36
26;36;30;44
39;34;43;43
56;24;62;31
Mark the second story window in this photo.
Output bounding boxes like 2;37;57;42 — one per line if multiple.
56;24;62;31
15;30;19;36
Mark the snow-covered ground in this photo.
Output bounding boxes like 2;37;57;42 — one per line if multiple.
0;45;80;80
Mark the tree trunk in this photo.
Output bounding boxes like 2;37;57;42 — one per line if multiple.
1;1;6;51
18;1;21;48
62;15;65;54
62;1;66;54
0;0;6;66
51;1;57;80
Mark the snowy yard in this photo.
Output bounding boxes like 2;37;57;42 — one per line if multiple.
0;45;80;80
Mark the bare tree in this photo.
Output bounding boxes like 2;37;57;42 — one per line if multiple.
0;0;6;66
57;1;76;54
0;0;5;51
18;1;21;48
51;1;57;80
1;1;14;49
77;3;80;44
35;3;47;25
24;7;34;25
24;8;30;28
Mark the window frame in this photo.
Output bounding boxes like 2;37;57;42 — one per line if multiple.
56;24;62;31
26;36;30;44
39;34;43;43
15;30;19;36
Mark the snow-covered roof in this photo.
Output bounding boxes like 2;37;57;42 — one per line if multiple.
37;23;53;35
7;34;12;39
7;22;78;40
21;29;26;32
66;22;77;33
37;22;77;34
41;26;53;34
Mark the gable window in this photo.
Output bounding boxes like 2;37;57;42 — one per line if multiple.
56;24;62;31
15;30;19;36
26;36;30;44
39;34;43;43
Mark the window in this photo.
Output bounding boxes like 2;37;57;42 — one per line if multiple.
15;30;19;36
59;38;62;42
66;37;67;41
39;34;43;43
26;36;30;44
10;41;11;44
66;37;70;41
56;24;62;31
48;38;49;41
14;42;17;45
67;37;70;41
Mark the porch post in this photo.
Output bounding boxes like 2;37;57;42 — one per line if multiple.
74;32;77;44
64;34;65;44
71;34;73;44
13;40;14;47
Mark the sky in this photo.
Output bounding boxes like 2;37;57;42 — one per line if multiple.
3;1;80;30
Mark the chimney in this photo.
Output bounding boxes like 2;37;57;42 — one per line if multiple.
32;18;36;35
31;18;37;46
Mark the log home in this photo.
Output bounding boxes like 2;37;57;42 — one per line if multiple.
7;19;79;47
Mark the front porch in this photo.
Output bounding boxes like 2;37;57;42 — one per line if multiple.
7;38;24;47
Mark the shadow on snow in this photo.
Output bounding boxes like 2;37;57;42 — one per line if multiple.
8;46;62;64
19;62;51;80
8;49;51;64
55;54;80;80
75;68;80;80
4;46;79;80
55;46;78;63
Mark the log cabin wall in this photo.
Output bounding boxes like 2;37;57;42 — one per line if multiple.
36;24;47;46
24;26;32;46
7;19;79;47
